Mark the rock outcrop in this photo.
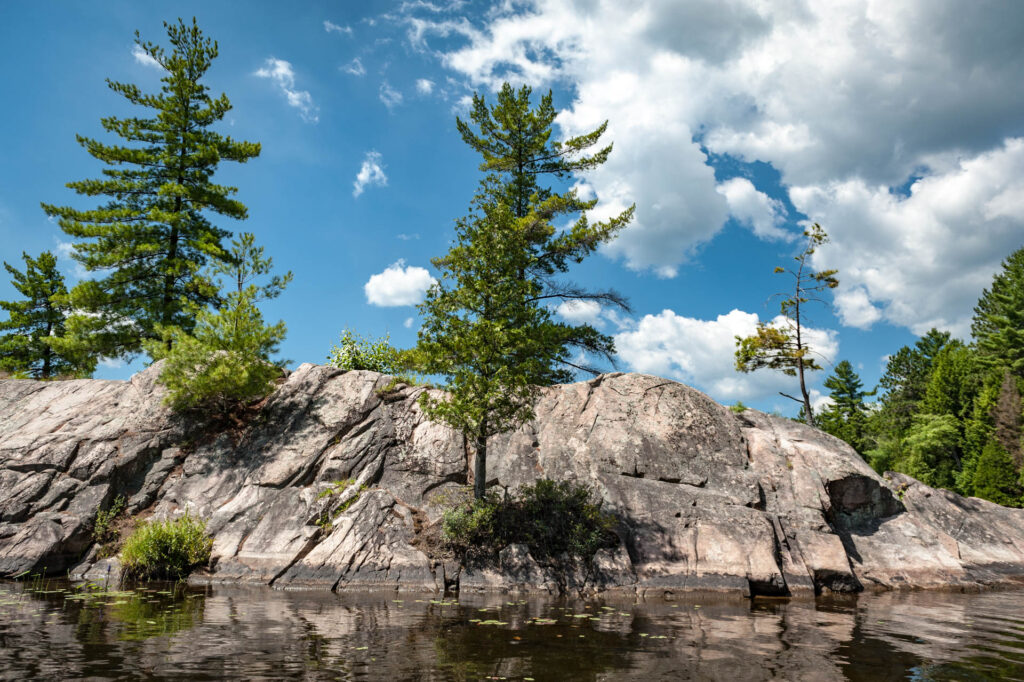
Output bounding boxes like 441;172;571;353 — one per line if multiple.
3;364;1024;597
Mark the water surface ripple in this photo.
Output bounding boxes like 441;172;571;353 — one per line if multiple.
2;580;1023;680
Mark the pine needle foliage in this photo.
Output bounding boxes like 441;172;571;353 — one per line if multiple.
735;223;838;426
0;251;94;379
41;18;260;362
418;85;633;499
145;233;290;412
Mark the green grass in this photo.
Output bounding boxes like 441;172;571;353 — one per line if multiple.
120;511;213;580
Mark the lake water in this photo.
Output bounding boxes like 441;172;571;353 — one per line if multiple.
2;579;1023;680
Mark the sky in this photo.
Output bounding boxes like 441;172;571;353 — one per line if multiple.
2;0;1023;415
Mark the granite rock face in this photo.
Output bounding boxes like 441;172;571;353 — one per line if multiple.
3;364;1024;596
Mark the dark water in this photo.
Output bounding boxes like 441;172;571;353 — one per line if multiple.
2;579;1024;681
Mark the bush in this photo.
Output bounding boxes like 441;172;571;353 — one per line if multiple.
120;512;213;580
327;329;405;374
441;480;617;562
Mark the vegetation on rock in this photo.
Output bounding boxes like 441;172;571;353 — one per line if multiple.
120;511;213;580
440;480;617;562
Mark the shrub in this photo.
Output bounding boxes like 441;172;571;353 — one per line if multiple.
441;479;617;562
120;512;213;580
327;329;405;374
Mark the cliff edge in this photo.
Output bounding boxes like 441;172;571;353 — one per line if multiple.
3;363;1024;597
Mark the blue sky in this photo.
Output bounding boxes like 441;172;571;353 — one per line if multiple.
2;1;1023;415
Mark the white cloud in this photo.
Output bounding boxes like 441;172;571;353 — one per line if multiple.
98;357;125;370
416;78;435;95
324;20;353;35
397;233;420;240
406;0;1024;324
365;260;436;306
793;138;1024;337
254;58;319;123
342;58;366;76
379;81;403;109
555;300;603;326
53;240;88;280
131;44;161;69
404;317;415;328
614;309;838;404
353;151;388;198
716;177;791;241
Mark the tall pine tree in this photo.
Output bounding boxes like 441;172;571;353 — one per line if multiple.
0;252;93;379
42;18;260;361
418;85;633;499
972;245;1024;377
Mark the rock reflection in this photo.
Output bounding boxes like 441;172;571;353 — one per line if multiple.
2;582;1024;680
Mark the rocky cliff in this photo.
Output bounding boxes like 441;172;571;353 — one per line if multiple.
3;363;1024;597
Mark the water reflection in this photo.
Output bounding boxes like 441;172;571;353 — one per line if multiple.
2;580;1024;680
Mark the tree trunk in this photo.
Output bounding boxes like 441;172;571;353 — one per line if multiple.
473;418;488;500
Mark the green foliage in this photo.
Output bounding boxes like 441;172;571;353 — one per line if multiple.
441;480;617;561
327;329;405;374
972;245;1024;377
418;84;633;499
145;232;289;412
92;495;127;548
735;223;838;426
729;401;748;413
42;19;260;361
896;413;961;489
120;511;213;580
875;329;953;437
315;480;369;530
973;439;1022;507
0;251;94;379
817;360;874;454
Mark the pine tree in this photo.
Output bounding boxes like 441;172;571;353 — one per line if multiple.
972;245;1024;377
0;252;94;379
973;439;1021;507
455;83;634;378
145;233;290;412
991;370;1023;470
418;86;633;499
42;18;260;362
873;329;952;437
817;360;874;453
735;223;838;426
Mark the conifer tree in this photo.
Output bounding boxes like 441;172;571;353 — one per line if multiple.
735;224;838;426
418;86;633;499
817;360;873;453
42;18;260;361
145;233;290;412
0;251;94;379
972;245;1024;377
456;84;634;377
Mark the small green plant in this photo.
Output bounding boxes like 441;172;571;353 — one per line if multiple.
315;479;369;531
729;401;748;414
327;329;406;374
92;495;127;546
441;480;617;562
120;511;213;580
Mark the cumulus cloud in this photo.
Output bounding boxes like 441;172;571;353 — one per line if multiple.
131;44;161;69
254;58;319;122
716;177;791;241
404;317;415;328
353;151;388;198
364;260;436;306
793;138;1024;337
342;58;366;77
555;300;603;326
614;309;838;404
415;78;435;94
402;0;1024;330
324;20;353;35
379;81;403;108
